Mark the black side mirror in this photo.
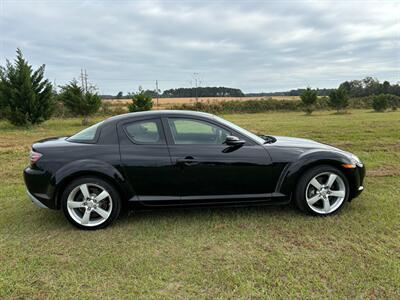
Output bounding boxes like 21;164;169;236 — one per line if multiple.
224;135;245;146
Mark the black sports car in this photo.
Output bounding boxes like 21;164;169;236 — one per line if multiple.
24;110;365;229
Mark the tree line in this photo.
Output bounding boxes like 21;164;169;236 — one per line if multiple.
110;79;400;100
246;80;400;98
299;83;399;115
246;88;336;97
162;87;244;98
109;86;245;99
111;78;400;100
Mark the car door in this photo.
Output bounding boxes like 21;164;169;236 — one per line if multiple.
118;117;179;201
163;116;277;201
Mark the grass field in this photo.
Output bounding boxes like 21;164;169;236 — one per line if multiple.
0;110;399;299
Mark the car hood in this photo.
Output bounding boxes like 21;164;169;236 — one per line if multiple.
269;136;342;151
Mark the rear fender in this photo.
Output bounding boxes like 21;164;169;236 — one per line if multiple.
51;159;134;208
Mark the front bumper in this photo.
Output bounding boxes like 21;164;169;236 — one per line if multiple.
350;164;366;199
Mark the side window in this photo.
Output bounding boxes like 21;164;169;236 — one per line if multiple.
67;121;103;143
124;119;165;144
168;118;230;145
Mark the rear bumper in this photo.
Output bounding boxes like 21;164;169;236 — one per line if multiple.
23;167;56;209
27;190;49;208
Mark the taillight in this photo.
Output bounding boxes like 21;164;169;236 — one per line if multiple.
29;150;42;165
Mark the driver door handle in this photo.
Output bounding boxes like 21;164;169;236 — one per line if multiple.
176;156;199;166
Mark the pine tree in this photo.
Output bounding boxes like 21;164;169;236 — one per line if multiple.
128;88;153;112
0;49;54;125
328;87;349;113
300;87;317;115
58;79;101;125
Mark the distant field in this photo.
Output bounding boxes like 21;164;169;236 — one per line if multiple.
103;95;301;109
0;109;399;298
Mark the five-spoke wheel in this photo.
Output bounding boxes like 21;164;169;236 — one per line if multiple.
295;165;349;215
61;177;121;229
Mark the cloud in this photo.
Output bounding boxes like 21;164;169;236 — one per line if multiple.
1;0;399;93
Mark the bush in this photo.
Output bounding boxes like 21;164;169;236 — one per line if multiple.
300;87;317;115
0;49;54;126
388;94;400;111
128;90;153;112
52;101;73;118
372;94;400;112
329;87;349;112
58;80;101;125
348;96;374;109
168;95;390;114
372;94;389;112
171;98;301;114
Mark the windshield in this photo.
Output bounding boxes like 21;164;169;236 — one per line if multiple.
214;116;265;144
67;121;103;142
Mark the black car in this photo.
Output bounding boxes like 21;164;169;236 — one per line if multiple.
24;110;365;229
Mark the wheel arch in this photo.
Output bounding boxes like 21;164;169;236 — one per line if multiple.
278;156;358;201
52;160;134;209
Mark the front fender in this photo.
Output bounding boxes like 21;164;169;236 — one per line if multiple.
277;150;353;197
51;159;134;208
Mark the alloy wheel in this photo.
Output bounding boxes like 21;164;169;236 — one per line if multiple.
66;183;113;227
305;172;346;214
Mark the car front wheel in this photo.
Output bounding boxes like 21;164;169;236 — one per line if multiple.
61;177;121;229
295;165;349;215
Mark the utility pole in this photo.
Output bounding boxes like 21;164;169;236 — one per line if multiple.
80;68;88;92
155;80;159;109
84;69;88;92
193;72;199;103
80;69;84;90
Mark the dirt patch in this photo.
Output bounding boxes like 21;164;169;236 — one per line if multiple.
368;166;400;177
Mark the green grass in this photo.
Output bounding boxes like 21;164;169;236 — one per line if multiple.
0;110;399;299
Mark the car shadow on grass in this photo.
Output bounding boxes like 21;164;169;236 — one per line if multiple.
25;203;301;232
117;203;299;226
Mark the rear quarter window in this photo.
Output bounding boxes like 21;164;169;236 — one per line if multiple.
67;122;103;143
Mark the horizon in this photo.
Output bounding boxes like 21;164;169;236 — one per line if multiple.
97;78;395;97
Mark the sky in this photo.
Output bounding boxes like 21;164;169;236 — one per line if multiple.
0;0;399;94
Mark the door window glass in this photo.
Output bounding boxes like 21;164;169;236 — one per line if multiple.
125;119;164;144
168;118;230;145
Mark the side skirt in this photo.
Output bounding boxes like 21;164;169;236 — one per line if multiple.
129;193;290;207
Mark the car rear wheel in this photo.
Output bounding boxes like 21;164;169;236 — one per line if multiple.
61;177;121;230
295;165;349;215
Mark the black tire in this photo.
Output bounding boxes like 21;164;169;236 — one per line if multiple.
61;177;121;230
294;165;349;216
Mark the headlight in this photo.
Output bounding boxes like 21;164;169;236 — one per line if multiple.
350;154;363;167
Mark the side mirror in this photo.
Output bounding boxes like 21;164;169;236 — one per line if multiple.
224;135;245;146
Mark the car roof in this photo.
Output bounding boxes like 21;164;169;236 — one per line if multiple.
104;110;216;124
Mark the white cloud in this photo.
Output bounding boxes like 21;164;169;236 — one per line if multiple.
0;0;398;93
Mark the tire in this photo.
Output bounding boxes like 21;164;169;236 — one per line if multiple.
295;165;349;216
61;177;121;230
